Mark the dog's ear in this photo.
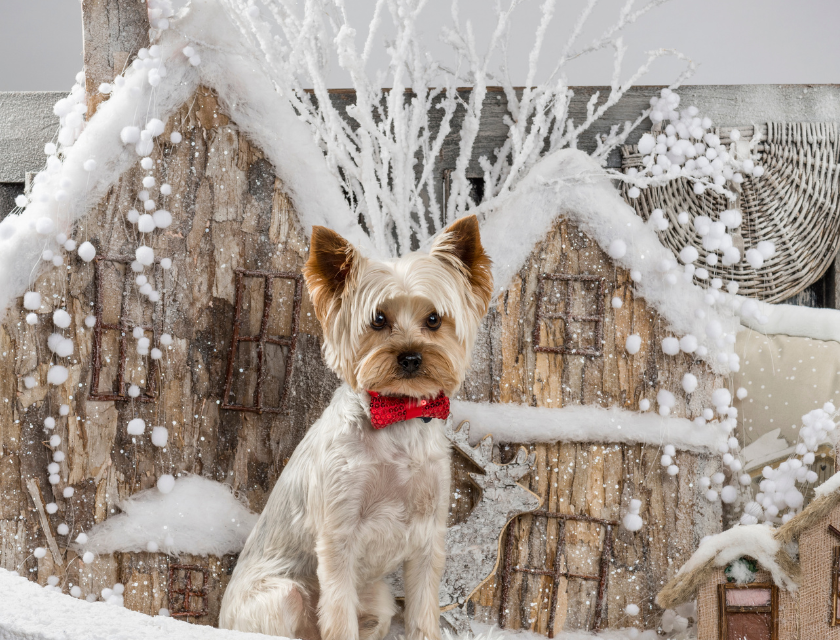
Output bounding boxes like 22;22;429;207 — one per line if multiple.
431;214;494;313
303;226;359;324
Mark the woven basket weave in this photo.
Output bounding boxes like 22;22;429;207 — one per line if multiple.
621;123;840;302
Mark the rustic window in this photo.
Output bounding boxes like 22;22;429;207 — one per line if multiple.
718;582;778;640
168;563;208;618
89;255;164;402
831;524;840;625
498;511;616;636
533;274;606;356
221;269;303;413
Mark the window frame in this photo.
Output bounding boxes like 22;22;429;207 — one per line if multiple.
717;581;778;640
168;563;208;618
89;255;164;402
221;268;303;414
532;273;606;357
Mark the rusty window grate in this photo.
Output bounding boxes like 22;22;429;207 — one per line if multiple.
168;563;208;618
533;274;605;357
718;582;778;640
498;511;617;637
89;255;164;402
221;269;303;414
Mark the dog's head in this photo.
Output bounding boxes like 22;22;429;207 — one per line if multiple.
303;215;493;399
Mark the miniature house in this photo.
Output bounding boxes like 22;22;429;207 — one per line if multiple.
658;472;840;640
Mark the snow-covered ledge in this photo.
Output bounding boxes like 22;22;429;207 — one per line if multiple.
739;298;840;344
452;400;727;453
0;568;272;640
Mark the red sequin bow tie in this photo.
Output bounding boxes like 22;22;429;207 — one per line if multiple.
367;391;450;429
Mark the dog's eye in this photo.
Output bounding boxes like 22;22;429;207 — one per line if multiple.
371;311;387;330
426;312;441;331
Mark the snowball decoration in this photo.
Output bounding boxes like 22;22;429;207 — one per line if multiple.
83;551;95;564
35;218;55;235
160;258;172;269
679;334;698;353
622;498;643;531
64;239;77;251
83;159;97;172
170;131;182;143
160;333;173;346
681;373;698;393
189;55;202;66
637;133;655;155
47;365;69;385
756;240;775;260
151;348;163;360
23;291;42;311
78;241;96;262
84;315;96;328
140;157;154;170
661;337;679;355
639;399;650;411
745;248;764;269
48;474;60;485
667;464;679;476
625;334;641;354
678;246;698;264
23;376;37;389
151;426;169;447
128;385;140;398
120;126;140;144
14;194;27;207
657;389;675;408
63;487;75;498
127;209;140;223
720;209;742;228
56;338;74;358
157;474;176;494
721;485;738;504
34;547;47;559
712;388;732;408
49;435;61;447
607;239;627;259
160;183;172;195
127;418;146;435
137;214;156;233
53;452;65;464
630;269;641;282
153;209;172;228
44;417;56;431
25;313;38;325
611;296;622;309
145;118;165;137
71;586;82;598
53;309;71;328
142;176;156;188
625;604;640;616
57;523;70;535
45;502;58;515
136;246;155;266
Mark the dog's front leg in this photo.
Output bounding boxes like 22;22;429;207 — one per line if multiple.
316;533;360;640
403;529;445;640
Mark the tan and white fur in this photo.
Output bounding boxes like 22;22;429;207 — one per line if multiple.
219;215;493;640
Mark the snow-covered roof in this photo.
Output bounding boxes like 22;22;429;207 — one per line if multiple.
453;398;727;452
0;0;741;374
656;524;799;609
739;298;840;343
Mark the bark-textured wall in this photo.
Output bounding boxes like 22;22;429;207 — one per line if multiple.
460;217;723;634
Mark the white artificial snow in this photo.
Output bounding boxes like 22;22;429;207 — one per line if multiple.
673;524;797;592
451;400;726;453
477;150;740;372
77;475;258;557
0;568;272;640
739;299;840;343
814;470;840;499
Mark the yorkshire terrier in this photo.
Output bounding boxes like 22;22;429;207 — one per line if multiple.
220;215;493;640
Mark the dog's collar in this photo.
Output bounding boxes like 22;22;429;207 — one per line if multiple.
366;390;450;429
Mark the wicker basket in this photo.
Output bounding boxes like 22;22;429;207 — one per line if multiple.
621;123;840;302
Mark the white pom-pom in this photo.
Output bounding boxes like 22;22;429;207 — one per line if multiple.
83;551;95;564
44;417;56;430
48;473;60;485
720;485;738;503
151;426;169;447
24;376;38;389
729;129;741;142
34;547;47;559
608;240;627;259
157;474;175;494
136;246;154;266
83;159;97;172
146;541;159;553
140;157;154;170
46;503;58;515
785;489;804;508
159;333;173;346
78;241;96;262
637;133;656;155
47;365;68;385
145;119;165;137
745;248;764;269
657;389;675;408
160;183;172;195
50;435;61;447
153;209;172;228
85;315;96;328
667;464;679;476
625;334;641;354
170;132;182;144
182;46;195;57
151;348;162;360
720;209;742;228
756;241;775;260
661;454;672;466
639;399;650;411
136;139;154;157
160;258;172;269
14;194;28;208
137;214;156;233
23;291;42;311
62;486;74;499
56;523;70;536
678;335;697;354
611;297;623;309
712;388;732;408
189;55;201;66
71;586;82;598
128;384;140;398
630;269;641;282
625;604;640;616
64;239;76;252
678;246;698;264
142;176;156;189
682;373;698;393
622;513;643;531
25;313;38;325
53;309;71;328
120;126;140;144
661;337;680;356
56;338;73;358
627;187;640;199
705;489;718;502
127;418;145;435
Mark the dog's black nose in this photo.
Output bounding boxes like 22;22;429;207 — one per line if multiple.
397;352;422;374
